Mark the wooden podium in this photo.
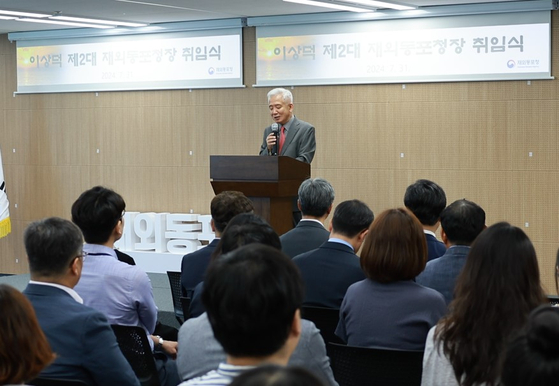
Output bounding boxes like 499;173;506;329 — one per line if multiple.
210;156;311;235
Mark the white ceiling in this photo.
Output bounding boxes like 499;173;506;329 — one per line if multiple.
0;0;540;34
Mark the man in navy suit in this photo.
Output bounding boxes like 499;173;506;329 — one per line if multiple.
416;199;486;305
22;217;139;386
259;88;316;164
180;191;253;297
404;179;447;261
293;200;374;309
280;178;334;258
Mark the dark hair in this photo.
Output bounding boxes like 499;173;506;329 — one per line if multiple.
0;284;55;384
202;244;304;357
229;365;326;386
440;199;485;246
436;222;546;386
404;179;446;226
25;217;84;277
211;191;254;233
331;200;374;238
502;305;559;386
297;178;335;217
212;213;280;261
71;186;125;244
360;208;426;283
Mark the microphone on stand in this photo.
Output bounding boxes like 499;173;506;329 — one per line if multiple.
271;123;279;156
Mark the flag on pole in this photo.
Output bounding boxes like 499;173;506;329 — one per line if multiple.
0;148;11;238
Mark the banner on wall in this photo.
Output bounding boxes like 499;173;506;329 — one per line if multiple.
15;28;244;93
0;149;11;239
256;11;551;86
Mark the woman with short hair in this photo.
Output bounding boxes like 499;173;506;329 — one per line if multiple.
335;208;446;351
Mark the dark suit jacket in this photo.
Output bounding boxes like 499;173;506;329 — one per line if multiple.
259;116;316;164
280;220;330;259
293;241;366;309
23;284;139;386
189;281;205;319
425;233;446;262
416;245;470;306
181;239;219;297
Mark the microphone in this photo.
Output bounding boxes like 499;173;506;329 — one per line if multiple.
271;123;279;156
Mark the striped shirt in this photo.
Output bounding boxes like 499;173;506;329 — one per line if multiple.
179;363;254;386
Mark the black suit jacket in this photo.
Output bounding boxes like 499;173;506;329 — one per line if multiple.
280;220;330;259
181;239;219;297
293;241;366;309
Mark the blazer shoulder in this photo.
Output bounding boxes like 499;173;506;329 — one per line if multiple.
182;244;213;262
292;248;318;262
293;116;314;129
322;241;355;253
298;221;327;230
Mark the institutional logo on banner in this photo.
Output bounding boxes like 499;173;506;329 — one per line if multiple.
0;149;11;238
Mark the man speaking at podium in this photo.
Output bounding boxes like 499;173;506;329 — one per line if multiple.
259;88;316;164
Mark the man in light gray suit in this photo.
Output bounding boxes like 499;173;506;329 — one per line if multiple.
259;88;316;164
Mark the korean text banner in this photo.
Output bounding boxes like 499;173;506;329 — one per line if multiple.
256;12;551;86
16;28;243;93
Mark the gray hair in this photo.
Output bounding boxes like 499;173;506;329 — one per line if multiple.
298;178;335;217
25;217;84;277
267;88;293;105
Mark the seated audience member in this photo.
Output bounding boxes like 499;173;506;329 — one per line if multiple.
416;199;486;305
178;244;303;386
335;208;446;351
229;365;326;386
188;213;281;317
0;284;54;386
293;200;373;308
421;222;546;386
404;179;447;261
210;213;282;258
501;305;559;386
181;191;253;297
178;213;337;386
71;186;179;386
22;217;140;386
280;178;334;258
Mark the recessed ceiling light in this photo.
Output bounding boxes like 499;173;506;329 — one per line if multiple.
0;9;50;18
344;0;416;11
283;0;373;13
19;18;114;29
50;15;147;27
115;0;201;11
